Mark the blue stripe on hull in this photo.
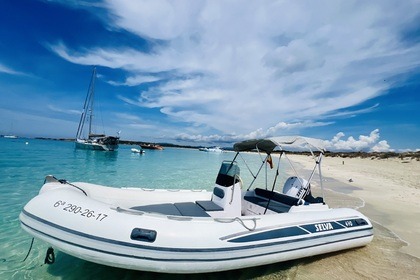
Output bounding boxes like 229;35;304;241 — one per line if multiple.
229;218;369;243
229;226;309;243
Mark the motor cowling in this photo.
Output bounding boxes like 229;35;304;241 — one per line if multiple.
283;177;310;199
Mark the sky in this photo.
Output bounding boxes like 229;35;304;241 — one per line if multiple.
0;0;419;151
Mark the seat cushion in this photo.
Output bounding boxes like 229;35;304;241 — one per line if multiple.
174;202;211;217
130;203;181;215
196;200;224;211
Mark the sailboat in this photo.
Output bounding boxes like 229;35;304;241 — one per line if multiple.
3;122;18;138
75;67;119;151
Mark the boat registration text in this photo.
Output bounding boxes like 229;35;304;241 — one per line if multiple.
53;200;108;221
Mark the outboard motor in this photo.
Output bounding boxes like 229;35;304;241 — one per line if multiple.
283;177;310;199
283;176;324;203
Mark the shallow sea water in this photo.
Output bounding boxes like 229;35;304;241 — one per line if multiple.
0;138;419;279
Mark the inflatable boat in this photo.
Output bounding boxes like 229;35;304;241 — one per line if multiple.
20;136;373;273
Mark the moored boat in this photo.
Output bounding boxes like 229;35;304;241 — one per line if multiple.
75;67;119;151
140;143;163;150
199;146;224;153
131;147;145;154
20;136;373;274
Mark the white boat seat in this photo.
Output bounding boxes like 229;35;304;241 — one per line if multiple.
196;200;224;211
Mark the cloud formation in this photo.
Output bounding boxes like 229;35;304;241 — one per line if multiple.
324;129;391;152
0;62;27;76
49;0;420;145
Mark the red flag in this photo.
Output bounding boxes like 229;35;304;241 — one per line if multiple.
267;155;273;169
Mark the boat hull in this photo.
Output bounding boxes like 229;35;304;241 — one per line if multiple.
75;138;119;151
20;182;373;273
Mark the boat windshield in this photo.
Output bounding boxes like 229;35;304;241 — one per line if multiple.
218;161;240;177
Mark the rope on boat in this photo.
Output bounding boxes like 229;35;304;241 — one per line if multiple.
44;247;55;265
113;206;145;215
22;237;34;262
58;179;88;196
214;217;258;231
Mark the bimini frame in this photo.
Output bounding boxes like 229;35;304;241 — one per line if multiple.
232;136;326;200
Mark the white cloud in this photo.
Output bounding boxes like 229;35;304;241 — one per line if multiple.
104;0;203;40
173;120;333;144
0;63;26;76
115;113;142;121
324;129;392;152
108;75;162;86
371;140;392;152
48;105;81;115
49;1;420;142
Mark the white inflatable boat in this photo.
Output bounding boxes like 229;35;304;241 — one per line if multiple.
20;136;373;273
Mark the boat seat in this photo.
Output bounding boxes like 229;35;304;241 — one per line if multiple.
196;200;224;211
131;202;211;217
243;196;291;213
130;203;181;216
254;188;300;206
174;202;211;217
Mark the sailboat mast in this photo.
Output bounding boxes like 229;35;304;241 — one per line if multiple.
88;67;96;136
76;66;97;139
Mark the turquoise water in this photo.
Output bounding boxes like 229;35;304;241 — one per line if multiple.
0;137;281;279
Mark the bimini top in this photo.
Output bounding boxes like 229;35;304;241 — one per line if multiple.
233;136;326;154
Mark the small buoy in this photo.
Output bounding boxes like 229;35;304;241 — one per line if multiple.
25;142;29;145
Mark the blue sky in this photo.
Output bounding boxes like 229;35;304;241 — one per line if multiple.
0;0;419;151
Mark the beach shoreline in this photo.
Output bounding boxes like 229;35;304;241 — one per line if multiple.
287;154;420;259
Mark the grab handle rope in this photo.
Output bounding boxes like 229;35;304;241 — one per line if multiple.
214;217;258;231
58;179;88;196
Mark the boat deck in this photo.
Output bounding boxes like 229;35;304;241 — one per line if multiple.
130;188;303;217
131;201;223;217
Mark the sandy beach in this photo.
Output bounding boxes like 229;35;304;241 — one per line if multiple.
288;154;420;259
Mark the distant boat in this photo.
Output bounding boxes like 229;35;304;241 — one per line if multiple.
75;67;119;151
200;146;224;153
140;143;164;150
3;122;17;138
131;147;145;154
